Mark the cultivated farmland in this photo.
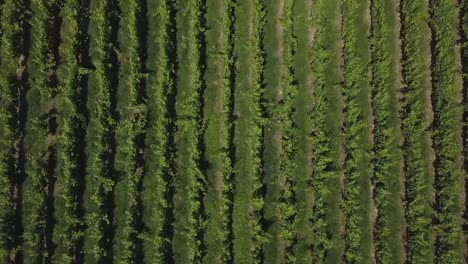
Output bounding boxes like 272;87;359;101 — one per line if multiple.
0;0;467;263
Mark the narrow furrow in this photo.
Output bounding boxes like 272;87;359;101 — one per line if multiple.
231;0;263;262
113;0;144;262
172;0;202;262
290;0;314;262
82;0;117;262
0;0;28;261
261;0;295;262
202;0;231;262
310;0;345;262
341;0;374;262
400;0;436;262
141;0;171;262
52;0;88;262
370;0;406;262
22;0;62;262
461;0;468;257
430;0;465;261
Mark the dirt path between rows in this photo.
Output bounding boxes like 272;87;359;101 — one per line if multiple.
423;0;436;209
363;1;377;263
337;1;346;253
273;0;285;102
395;0;407;261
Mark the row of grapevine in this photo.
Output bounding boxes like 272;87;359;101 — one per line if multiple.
172;0;202;262
231;0;264;262
82;0;117;262
113;0;144;262
341;0;373;262
400;0;436;262
261;0;295;262
52;0;88;262
429;0;465;261
141;0;171;262
201;0;231;262
370;0;405;262
290;0;314;262
0;0;16;259
310;0;345;262
278;1;295;261
0;0;28;261
22;0;62;262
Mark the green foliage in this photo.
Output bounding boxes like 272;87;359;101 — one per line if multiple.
52;0;86;262
430;0;465;262
0;0;26;261
231;0;264;262
261;0;295;262
22;0;61;262
113;0;144;262
141;0;171;263
0;1;465;263
172;0;202;262
371;0;405;262
202;0;231;263
341;0;373;262
310;0;345;262
401;0;435;262
290;0;313;262
83;0;116;262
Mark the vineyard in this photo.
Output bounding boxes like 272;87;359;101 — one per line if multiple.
0;0;467;263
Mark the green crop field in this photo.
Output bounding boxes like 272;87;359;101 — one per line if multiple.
0;0;467;263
